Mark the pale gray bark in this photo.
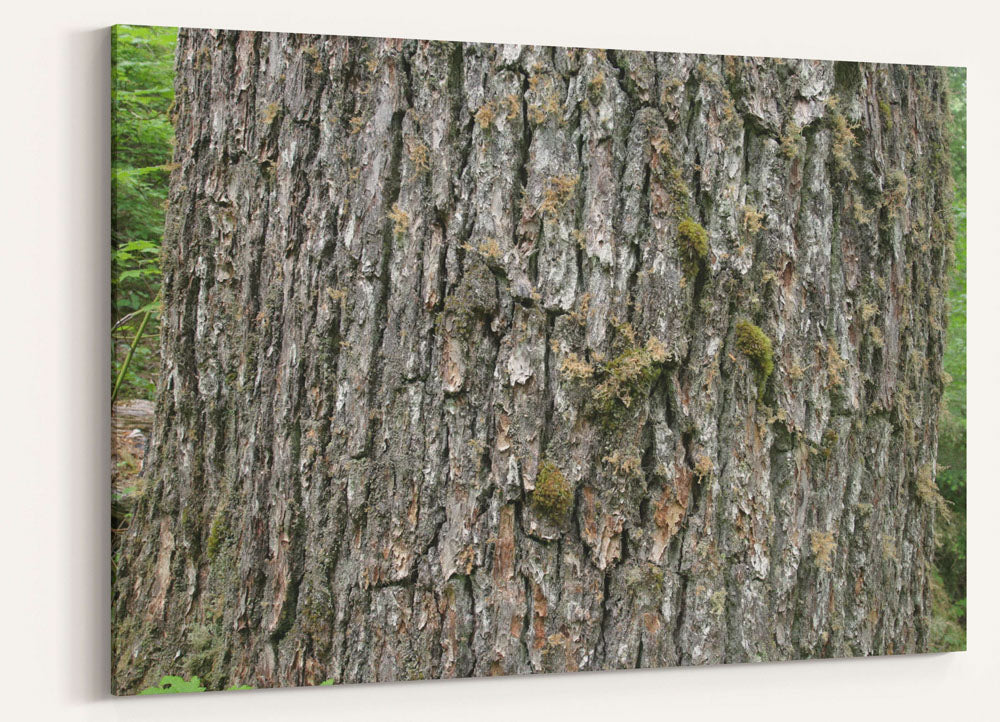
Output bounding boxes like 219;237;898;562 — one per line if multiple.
111;30;952;693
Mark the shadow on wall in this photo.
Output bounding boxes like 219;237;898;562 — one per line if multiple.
65;27;112;703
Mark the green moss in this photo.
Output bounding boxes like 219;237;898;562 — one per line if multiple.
588;336;669;419
735;320;774;397
821;428;839;459
206;507;230;559
559;324;671;432
826;99;857;180
779;120;803;160
677;217;709;278
879;99;893;130
649;133;692;221
533;461;573;524
884;169;908;214
915;463;950;514
183;623;227;687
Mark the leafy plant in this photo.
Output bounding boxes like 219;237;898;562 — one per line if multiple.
137;675;258;694
138;675;206;695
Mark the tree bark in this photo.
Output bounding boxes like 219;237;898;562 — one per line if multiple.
111;29;953;693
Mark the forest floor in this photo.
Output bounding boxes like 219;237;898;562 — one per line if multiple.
111;400;153;540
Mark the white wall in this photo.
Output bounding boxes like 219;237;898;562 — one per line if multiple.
1;2;995;720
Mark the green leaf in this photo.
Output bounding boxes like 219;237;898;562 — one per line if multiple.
119;239;159;253
138;675;206;695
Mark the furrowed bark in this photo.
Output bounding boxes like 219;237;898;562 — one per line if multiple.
111;31;952;692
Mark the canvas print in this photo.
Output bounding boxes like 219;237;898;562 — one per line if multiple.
110;25;967;695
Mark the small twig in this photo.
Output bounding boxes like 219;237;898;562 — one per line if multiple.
112;308;152;406
112;292;161;333
111;308;144;333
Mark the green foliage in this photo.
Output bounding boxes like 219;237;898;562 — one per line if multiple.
138;675;206;695
137;675;257;693
947;68;967;199
734;320;774;397
928;568;966;652
533;461;574;524
318;679;338;686
933;66;966;640
111;25;177;399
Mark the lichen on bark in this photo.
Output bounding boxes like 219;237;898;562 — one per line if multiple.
111;31;953;692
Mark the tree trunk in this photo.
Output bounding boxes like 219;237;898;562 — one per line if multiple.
111;29;953;693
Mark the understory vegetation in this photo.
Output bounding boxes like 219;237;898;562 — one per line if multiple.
928;66;967;652
111;25;177;400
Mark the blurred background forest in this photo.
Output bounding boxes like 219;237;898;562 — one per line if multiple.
111;25;176;402
109;26;967;653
